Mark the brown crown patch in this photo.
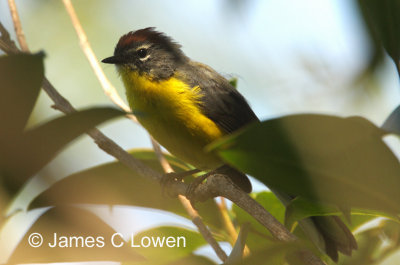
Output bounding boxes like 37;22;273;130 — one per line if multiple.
114;27;182;55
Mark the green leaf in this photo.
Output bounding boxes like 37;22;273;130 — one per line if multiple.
209;114;400;214
224;222;250;265
285;197;341;231
351;210;400;230
242;240;310;265
7;206;144;264
131;226;207;265
357;0;400;74
30;149;225;231
22;107;124;175
0;52;44;139
162;255;217;265
347;215;377;234
1;107;124;196
232;191;285;238
285;197;400;234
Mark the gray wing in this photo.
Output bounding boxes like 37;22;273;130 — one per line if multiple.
177;61;259;133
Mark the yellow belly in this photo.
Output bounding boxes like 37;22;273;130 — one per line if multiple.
120;69;225;170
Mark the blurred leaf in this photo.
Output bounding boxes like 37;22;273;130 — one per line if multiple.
0;52;44;202
209;114;400;214
242;240;310;265
352;210;400;226
0;52;125;202
30;149;225;231
339;226;385;265
285;197;400;236
130;226;207;265
357;0;400;74
348;215;378;232
382;105;400;134
164;255;217;265
224;222;250;265
1;107;124;197
21;107;124;176
0;52;44;140
7;206;143;264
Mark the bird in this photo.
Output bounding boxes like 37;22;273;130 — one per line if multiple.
102;27;357;262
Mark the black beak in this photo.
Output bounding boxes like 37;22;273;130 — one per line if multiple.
101;55;123;64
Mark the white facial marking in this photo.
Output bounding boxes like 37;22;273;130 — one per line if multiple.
136;44;151;61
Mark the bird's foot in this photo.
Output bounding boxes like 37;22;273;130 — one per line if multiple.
160;169;201;197
186;172;211;210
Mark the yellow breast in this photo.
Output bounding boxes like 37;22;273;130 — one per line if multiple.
119;68;225;170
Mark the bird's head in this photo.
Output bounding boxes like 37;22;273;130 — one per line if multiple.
102;27;188;80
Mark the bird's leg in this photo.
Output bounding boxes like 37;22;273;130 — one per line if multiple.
160;168;201;197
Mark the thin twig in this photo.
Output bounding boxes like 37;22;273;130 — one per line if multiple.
218;197;252;257
61;0;227;261
218;198;238;245
7;0;29;52
218;197;251;257
61;0;132;114
150;137;174;173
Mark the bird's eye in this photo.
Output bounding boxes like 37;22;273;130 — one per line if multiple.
137;48;148;59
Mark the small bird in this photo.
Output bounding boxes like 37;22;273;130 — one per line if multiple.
102;27;356;262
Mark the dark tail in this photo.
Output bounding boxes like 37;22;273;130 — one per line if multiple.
274;190;357;262
307;215;357;262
